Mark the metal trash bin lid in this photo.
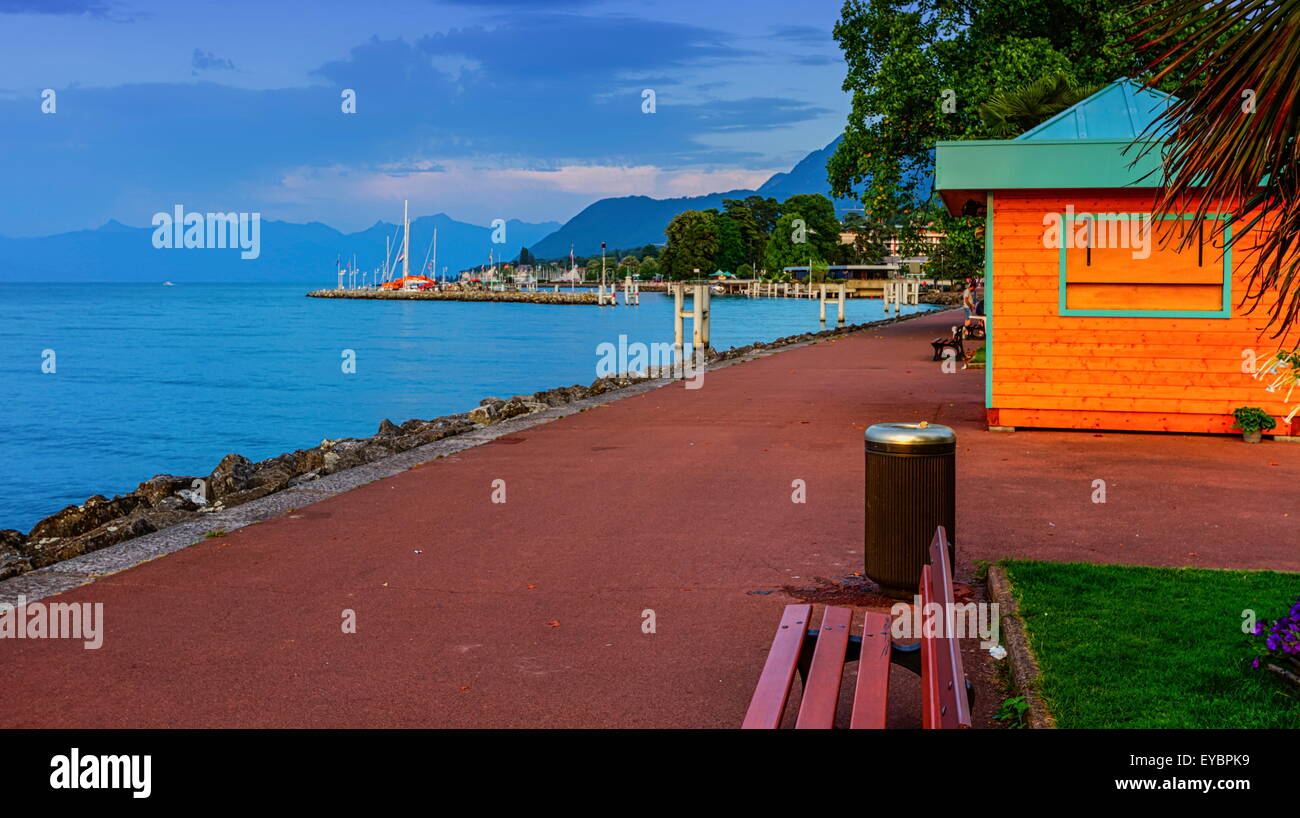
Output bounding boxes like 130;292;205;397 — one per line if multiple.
864;422;956;454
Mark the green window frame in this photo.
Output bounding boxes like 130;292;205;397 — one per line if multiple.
1057;212;1232;318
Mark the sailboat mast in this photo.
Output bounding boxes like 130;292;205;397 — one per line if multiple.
402;199;411;278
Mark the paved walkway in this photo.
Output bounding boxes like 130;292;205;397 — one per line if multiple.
2;309;1295;728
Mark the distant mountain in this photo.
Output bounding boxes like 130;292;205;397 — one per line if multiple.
0;214;560;284
530;136;931;259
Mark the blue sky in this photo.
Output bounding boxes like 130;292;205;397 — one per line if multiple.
0;0;851;236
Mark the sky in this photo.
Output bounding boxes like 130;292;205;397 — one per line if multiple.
0;0;852;237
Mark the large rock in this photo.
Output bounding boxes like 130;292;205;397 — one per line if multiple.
0;529;30;580
28;494;145;541
207;453;256;502
135;474;200;508
24;514;158;570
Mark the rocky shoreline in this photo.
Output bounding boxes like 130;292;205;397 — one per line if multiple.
306;289;597;304
0;307;946;582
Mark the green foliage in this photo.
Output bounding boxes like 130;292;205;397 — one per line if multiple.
713;214;746;273
736;262;754;278
660;210;719;280
1230;407;1277;435
828;0;1201;284
764;212;820;273
993;696;1029;729
978;74;1104;139
638;255;660;280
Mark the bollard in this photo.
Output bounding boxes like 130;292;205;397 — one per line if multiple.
863;422;956;598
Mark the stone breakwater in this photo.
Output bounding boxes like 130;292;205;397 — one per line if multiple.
306;289;598;305
0;308;943;582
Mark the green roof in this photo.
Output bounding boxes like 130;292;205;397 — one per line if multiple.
935;79;1179;213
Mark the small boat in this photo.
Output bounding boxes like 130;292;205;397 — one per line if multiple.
162;281;174;286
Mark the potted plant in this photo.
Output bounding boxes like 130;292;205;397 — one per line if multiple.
1230;406;1276;443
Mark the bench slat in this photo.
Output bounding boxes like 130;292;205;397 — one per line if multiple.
742;604;812;729
921;527;972;729
794;606;853;729
850;611;892;729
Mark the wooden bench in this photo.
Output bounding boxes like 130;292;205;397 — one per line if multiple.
742;527;972;729
931;327;965;361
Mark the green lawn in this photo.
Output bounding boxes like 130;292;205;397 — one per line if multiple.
1002;560;1300;728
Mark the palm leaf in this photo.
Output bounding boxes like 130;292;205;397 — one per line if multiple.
1130;0;1300;344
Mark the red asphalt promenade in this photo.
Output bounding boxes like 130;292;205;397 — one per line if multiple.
2;309;1295;728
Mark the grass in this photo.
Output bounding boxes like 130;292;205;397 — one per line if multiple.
1003;560;1299;728
969;345;986;364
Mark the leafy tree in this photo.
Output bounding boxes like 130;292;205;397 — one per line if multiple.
518;246;535;266
714;215;746;272
827;0;1211;285
978;74;1104;138
660;210;719;280
736;263;754;278
781;194;841;262
640;243;660;258
638;255;660;280
765;212;822;273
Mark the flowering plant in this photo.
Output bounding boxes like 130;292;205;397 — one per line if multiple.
1251;595;1300;690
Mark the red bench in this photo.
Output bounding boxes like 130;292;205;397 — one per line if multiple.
742;527;972;729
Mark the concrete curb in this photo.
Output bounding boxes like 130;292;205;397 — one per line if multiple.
987;565;1057;729
0;310;941;607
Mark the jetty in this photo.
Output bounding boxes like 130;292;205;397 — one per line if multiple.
306;288;598;305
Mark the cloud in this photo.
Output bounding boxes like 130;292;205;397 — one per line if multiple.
191;48;236;74
769;25;829;44
0;0;120;18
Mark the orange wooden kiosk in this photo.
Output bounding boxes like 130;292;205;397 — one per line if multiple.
935;79;1296;437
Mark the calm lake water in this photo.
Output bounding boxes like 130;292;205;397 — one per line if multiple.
0;283;935;530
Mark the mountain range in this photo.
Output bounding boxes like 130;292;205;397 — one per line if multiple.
528;137;858;259
0;135;930;282
0;215;559;284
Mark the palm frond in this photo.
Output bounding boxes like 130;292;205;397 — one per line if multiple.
1132;0;1300;343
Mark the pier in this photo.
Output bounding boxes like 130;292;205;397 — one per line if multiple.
306;288;598;305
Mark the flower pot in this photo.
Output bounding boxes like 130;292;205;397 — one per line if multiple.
1243;430;1263;444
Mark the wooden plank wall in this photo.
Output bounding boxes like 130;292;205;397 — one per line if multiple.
989;189;1296;434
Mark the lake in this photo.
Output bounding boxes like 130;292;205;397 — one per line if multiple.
0;283;935;530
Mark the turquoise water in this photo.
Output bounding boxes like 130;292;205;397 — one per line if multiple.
0;283;935;530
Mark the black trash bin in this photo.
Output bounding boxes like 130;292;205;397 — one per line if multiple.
864;422;956;598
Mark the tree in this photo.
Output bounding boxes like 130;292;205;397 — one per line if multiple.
978;74;1104;139
827;0;1209;285
638;255;660;280
1133;0;1300;343
640;243;660;259
765;212;822;273
660;210;719;280
714;214;746;272
781;194;841;263
518;246;535;266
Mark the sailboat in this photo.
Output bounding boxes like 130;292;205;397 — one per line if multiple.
380;200;437;291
